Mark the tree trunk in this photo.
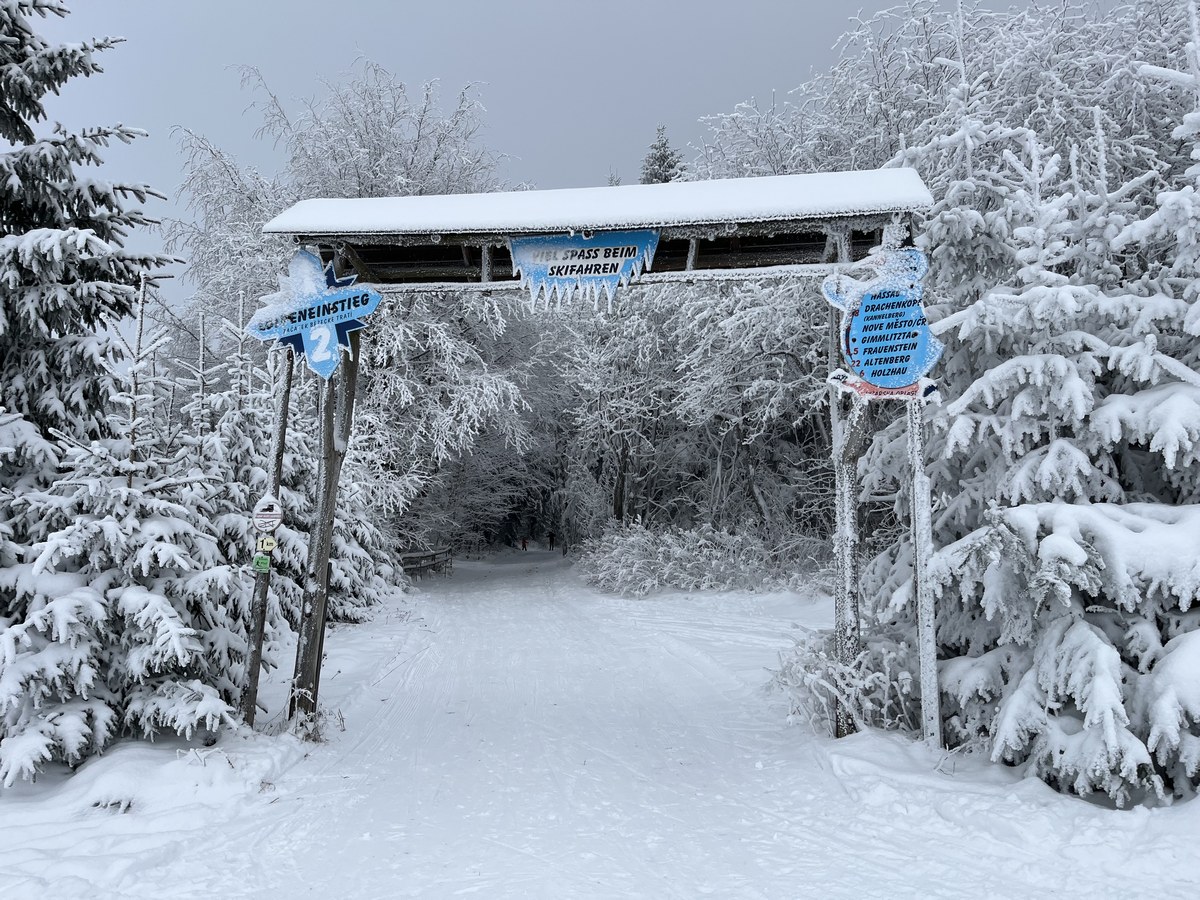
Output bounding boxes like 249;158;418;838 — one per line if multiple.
613;440;628;521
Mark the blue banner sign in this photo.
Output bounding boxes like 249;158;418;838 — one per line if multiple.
248;251;382;380
510;229;659;305
822;247;942;398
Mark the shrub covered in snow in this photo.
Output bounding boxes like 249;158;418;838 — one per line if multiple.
576;522;827;597
776;628;918;735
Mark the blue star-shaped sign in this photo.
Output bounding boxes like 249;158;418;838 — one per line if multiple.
247;251;383;380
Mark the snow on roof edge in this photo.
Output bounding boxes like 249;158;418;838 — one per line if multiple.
263;169;932;238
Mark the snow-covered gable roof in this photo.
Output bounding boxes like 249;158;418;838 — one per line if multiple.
263;168;932;239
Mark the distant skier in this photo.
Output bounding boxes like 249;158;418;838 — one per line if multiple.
521;536;528;551
548;531;556;551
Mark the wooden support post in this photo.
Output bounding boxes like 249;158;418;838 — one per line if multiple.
907;397;942;748
290;328;364;725
239;347;294;727
828;228;863;738
481;243;493;282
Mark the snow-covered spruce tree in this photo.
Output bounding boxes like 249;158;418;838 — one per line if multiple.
0;292;236;785
174;309;291;688
909;6;1200;803
729;0;1200;801
0;0;170;504
0;2;176;782
887;90;1200;803
640;125;686;184
183;329;316;635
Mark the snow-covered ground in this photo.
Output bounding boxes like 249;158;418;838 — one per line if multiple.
2;551;1197;898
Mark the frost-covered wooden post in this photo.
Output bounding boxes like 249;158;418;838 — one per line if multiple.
822;235;944;746
295;326;364;720
245;250;382;729
240;346;295;726
906;395;941;748
826;227;863;739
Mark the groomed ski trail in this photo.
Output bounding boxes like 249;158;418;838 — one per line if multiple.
221;552;827;898
3;551;1198;899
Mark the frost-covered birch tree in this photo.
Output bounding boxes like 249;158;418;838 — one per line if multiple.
165;63;503;334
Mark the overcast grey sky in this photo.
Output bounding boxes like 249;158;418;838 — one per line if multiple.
36;1;1107;291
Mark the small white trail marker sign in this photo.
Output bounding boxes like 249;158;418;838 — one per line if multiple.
252;495;283;534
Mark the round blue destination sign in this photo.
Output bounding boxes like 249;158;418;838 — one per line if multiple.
844;284;940;389
822;247;943;392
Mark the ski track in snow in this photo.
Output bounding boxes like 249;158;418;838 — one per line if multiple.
1;550;1197;899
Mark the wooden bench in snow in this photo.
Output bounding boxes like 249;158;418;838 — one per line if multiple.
399;547;453;577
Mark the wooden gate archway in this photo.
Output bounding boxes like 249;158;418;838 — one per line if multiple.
261;168;932;725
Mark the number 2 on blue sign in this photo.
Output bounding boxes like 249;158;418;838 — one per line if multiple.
309;325;333;362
